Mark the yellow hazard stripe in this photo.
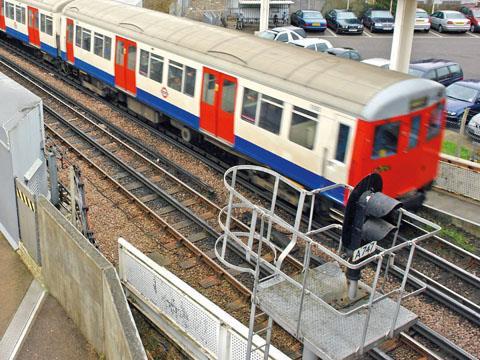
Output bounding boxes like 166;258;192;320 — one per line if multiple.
16;187;36;212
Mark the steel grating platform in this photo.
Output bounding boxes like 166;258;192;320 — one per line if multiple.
257;262;417;360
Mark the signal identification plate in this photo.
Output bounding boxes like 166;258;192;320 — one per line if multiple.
352;241;377;262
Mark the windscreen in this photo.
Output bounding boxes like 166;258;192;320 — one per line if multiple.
446;84;479;103
416;11;428;18
408;68;424;77
338;12;357;19
372;10;393;18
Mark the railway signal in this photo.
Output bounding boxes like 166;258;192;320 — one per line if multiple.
341;173;402;300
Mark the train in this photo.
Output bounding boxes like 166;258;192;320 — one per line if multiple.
0;0;446;207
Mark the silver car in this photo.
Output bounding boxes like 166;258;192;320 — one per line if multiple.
430;10;470;33
415;9;431;32
467;114;480;141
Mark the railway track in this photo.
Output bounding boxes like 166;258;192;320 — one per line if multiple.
0;37;478;359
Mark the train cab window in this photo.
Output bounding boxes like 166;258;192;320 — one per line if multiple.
94;33;112;60
221;79;236;113
258;95;283;135
372;121;400;159
427;104;443;140
202;73;216;105
40;14;53;35
289;106;317;149
183;66;196;96
408;115;421;149
75;26;82;47
6;2;14;19
335;124;350;163
241;88;258;123
82;29;91;51
15;5;25;24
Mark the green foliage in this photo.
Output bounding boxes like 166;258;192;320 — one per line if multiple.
440;227;476;253
441;140;472;160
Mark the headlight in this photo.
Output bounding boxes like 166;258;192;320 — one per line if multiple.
447;111;457;116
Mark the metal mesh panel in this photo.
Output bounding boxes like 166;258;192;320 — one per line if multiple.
230;332;264;360
123;253;220;355
435;162;480;201
28;162;45;196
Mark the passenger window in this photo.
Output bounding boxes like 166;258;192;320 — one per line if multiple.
168;61;183;91
81;29;91;51
183;66;196;96
6;2;14;20
103;36;111;60
75;26;82;47
150;54;164;83
139;50;149;76
425;70;436;80
258;95;283;134
202;73;216;105
94;33;104;58
276;33;288;42
221;79;236;113
291;33;300;40
15;5;25;24
427;104;443;140
448;64;461;76
372;122;400;159
307;44;316;50
316;44;328;52
350;52;361;61
436;66;449;80
409;115;421;149
335;124;350;163
241;88;258;123
289;106;317;150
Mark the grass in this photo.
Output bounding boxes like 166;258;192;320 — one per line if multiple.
440;227;476;253
441;140;472;160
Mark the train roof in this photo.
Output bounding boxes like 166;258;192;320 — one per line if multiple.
63;0;445;120
19;0;73;12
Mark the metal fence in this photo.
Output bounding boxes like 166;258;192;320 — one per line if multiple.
118;238;290;360
435;156;480;201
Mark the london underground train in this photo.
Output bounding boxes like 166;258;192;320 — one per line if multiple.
0;0;446;206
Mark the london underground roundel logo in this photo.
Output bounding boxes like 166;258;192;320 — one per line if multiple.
161;87;168;99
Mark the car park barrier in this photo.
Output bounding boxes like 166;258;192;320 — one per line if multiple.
437;154;480;201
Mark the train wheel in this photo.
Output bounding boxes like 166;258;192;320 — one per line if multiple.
180;126;193;143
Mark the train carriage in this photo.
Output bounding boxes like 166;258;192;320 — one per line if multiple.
0;0;71;58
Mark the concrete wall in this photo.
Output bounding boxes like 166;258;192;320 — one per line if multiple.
37;196;146;360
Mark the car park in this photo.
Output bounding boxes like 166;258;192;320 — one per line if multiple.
361;58;390;68
326;47;362;61
408;59;463;86
415;8;431;32
325;9;363;34
256;27;305;43
362;9;395;32
458;6;480;32
290;10;327;31
445;80;480;127
291;38;333;52
430;10;470;33
466;114;480;140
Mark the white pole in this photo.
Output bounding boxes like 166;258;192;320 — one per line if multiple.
390;0;416;73
347;0;350;10
259;0;270;31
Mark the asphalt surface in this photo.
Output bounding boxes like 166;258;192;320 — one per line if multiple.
307;28;480;78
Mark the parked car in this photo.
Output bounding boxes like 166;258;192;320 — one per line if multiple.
430;10;470;33
326;47;362;61
325;9;363;34
408;59;463;86
415;8;431;32
361;58;390;68
291;38;333;52
362;9;394;32
459;6;480;32
256;27;306;43
466;113;480;140
271;26;307;38
290;10;327;31
445;80;480;128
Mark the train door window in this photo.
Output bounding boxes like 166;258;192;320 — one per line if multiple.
221;79;235;113
115;39;124;65
372;121;400;159
408;115;421;149
241;88;258;123
289;106;317;149
75;26;82;47
335;124;350;163
183;66;196;96
258;95;283;135
6;2;14;19
127;45;136;70
15;5;25;24
168;60;183;92
427;104;442;140
202;73;216;105
149;54;164;83
66;21;73;43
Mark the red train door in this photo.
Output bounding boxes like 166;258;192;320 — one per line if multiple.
200;67;237;144
115;36;136;95
27;7;40;47
0;0;6;31
66;18;74;63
